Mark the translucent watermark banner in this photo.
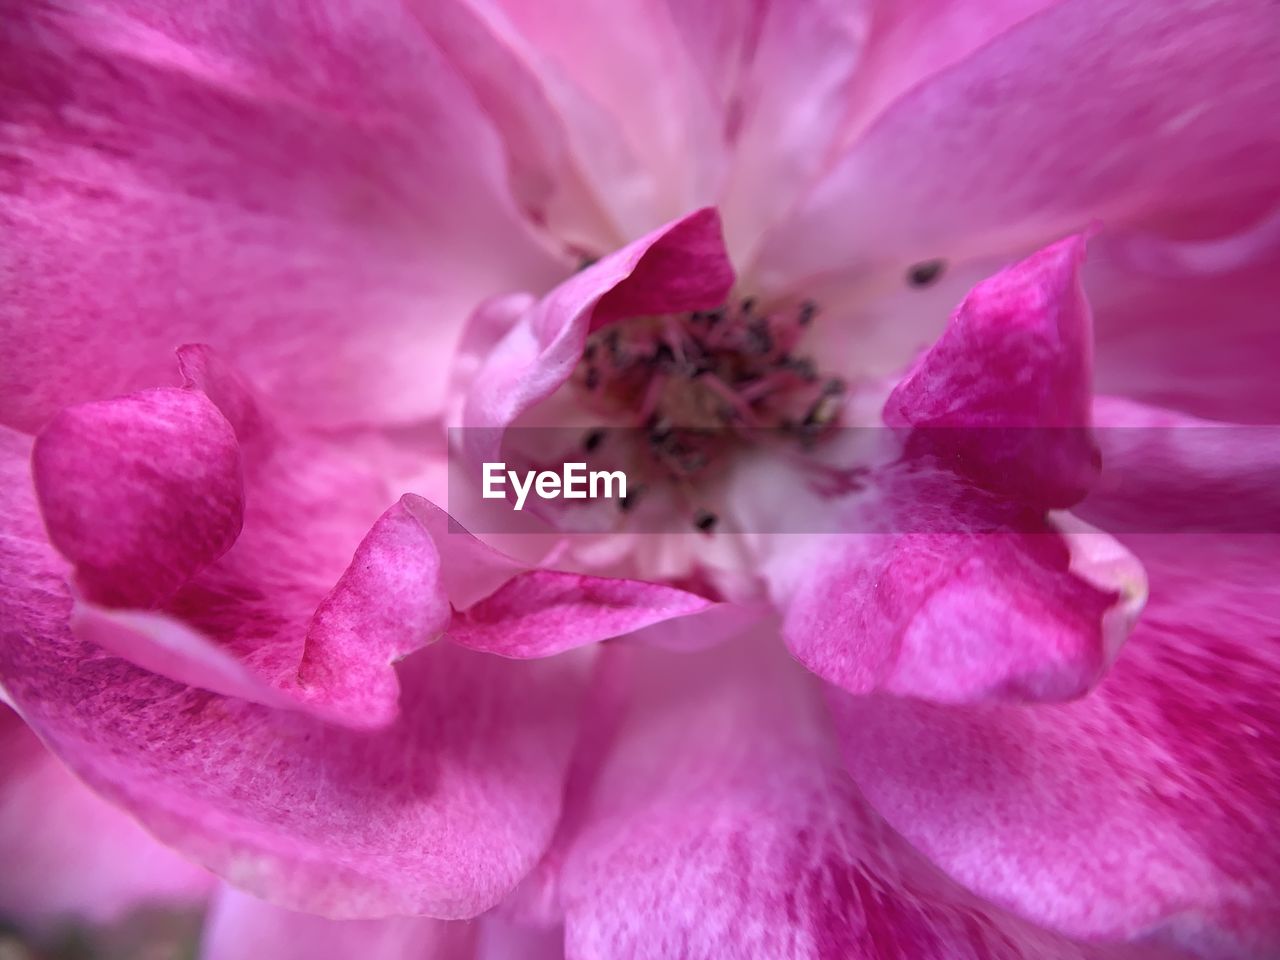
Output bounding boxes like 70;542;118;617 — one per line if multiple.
446;426;1280;535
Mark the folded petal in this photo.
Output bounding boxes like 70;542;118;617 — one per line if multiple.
884;235;1098;509
755;0;1280;291
0;0;562;433
461;208;734;451
447;571;711;658
832;408;1280;954
556;636;1176;960
32;387;245;609
760;471;1135;705
0;705;212;933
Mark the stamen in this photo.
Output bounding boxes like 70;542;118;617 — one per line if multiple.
572;293;845;528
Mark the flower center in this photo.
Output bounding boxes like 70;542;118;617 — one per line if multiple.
570;296;846;530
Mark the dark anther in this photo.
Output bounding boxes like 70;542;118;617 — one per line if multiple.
907;259;946;287
584;368;600;390
694;509;718;533
706;308;726;326
745;318;773;355
576;256;600;273
582;429;605;452
583;343;597;363
822;377;846;395
619;484;644;513
782;356;817;381
740;296;757;314
648;417;673;443
798;300;818;325
653;342;677;371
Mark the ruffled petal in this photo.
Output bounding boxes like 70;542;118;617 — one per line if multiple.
447;571;712;658
0;0;562;433
754;0;1280;292
0;705;212;933
460;208;734;450
832;406;1280;955
555;636;1177;960
884;235;1098;509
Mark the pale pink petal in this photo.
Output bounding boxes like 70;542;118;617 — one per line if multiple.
1089;225;1280;424
202;887;566;960
0;705;212;933
200;887;475;960
884;235;1098;509
32;387;244;609
556;637;1177;960
0;0;562;433
673;0;874;266
833;407;1280;955
447;571;711;658
755;0;1280;292
407;2;617;251
447;0;725;241
461;208;734;452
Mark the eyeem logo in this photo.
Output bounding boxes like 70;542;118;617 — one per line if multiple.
482;462;628;511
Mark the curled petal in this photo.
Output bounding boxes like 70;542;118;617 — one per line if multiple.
461;207;734;456
832;407;1280;954
32;388;245;609
884;235;1099;509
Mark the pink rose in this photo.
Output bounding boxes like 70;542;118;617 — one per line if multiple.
2;2;1277;959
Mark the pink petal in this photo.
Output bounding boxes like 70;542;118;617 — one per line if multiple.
200;887;475;960
755;0;1280;290
1089;223;1280;423
556;636;1177;959
32;387;245;609
4;406;592;918
442;0;725;241
461;208;734;449
884;235;1099;509
447;571;712;659
202;886;566;960
765;476;1130;705
0;0;562;434
832;408;1280;954
675;0;873;265
0;704;212;933
29;355;447;728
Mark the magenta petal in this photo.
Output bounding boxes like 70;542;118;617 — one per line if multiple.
295;497;451;727
556;637;1176;960
447;571;711;658
884;235;1099;509
461;208;734;444
4;420;593;918
0;705;211;933
32;388;245;608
